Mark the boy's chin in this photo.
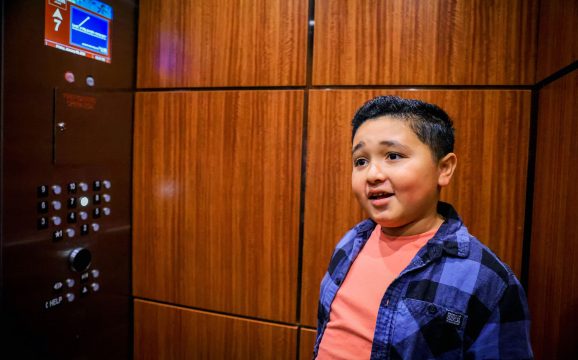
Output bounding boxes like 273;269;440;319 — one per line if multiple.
370;216;406;229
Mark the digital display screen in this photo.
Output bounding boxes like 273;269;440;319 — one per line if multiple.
45;0;113;63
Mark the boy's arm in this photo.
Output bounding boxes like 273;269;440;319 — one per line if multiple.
465;278;534;359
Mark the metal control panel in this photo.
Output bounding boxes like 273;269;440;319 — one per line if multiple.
1;0;136;358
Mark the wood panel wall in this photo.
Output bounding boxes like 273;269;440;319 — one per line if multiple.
134;0;543;358
535;0;578;81
529;0;578;358
134;299;298;359
133;91;303;322
529;69;578;360
137;0;308;87
313;0;538;85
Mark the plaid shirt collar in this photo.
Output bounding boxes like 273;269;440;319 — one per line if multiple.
353;201;470;259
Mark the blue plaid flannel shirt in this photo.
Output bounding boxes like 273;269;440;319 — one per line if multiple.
315;202;533;359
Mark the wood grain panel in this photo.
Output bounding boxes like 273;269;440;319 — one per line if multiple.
133;91;303;322
137;0;308;88
529;71;578;359
299;328;317;360
313;0;537;85
536;0;578;81
301;90;531;326
134;299;298;359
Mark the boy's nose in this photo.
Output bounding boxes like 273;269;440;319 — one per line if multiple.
366;162;386;183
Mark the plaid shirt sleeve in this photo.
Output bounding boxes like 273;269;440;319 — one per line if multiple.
465;274;533;359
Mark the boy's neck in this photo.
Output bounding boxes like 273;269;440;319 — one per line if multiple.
380;213;444;238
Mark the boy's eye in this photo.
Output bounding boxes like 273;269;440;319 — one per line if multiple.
386;152;403;160
353;158;368;167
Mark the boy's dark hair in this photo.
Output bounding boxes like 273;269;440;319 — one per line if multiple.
351;95;455;161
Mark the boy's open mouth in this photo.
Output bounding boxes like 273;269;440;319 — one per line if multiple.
368;192;394;200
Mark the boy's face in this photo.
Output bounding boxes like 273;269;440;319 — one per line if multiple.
351;116;450;233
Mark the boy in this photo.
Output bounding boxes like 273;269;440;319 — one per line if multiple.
314;96;533;359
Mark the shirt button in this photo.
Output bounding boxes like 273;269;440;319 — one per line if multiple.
427;304;437;314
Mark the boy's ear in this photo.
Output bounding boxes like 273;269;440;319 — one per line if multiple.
437;153;457;187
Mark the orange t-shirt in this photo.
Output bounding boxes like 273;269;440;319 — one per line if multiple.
316;225;438;360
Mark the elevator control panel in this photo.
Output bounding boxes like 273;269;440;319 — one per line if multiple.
37;180;111;311
36;180;111;237
1;0;136;358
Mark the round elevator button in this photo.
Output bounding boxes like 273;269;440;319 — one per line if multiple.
66;228;76;238
69;248;92;272
51;201;62;210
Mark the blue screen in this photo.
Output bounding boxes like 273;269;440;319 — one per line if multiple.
69;6;109;55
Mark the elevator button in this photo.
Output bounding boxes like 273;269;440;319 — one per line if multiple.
79;196;89;207
91;223;100;232
103;180;111;189
67;197;77;209
86;76;95;87
91;269;100;278
79;211;88;221
53;229;64;241
67;212;77;223
51;185;62;195
64;71;75;83
93;180;101;191
51;200;62;210
102;207;111;216
65;278;75;288
78;182;89;192
69;248;92;272
53;282;63;291
51;216;62;226
66;293;76;303
66;228;76;239
38;217;49;229
93;194;101;204
67;182;77;194
38;201;49;213
38;185;49;197
80;224;89;235
102;194;111;203
90;283;100;292
93;208;101;218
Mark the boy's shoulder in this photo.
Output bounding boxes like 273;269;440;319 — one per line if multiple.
422;222;523;315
